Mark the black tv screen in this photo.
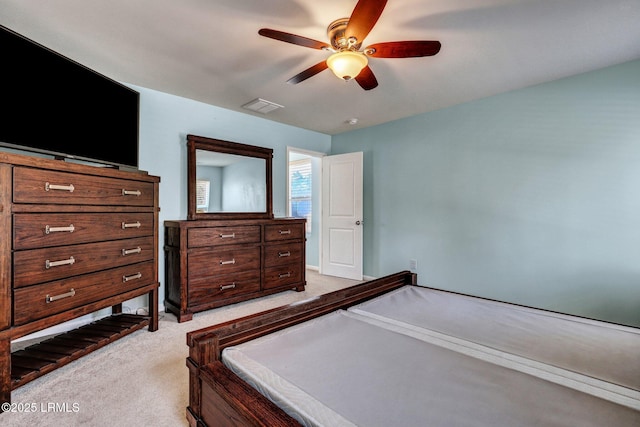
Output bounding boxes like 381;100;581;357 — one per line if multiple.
0;25;139;169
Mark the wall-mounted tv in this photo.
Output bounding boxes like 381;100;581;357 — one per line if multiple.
0;25;139;169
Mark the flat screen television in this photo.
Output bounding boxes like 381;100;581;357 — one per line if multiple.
0;25;139;169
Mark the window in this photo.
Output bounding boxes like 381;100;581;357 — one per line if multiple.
289;158;312;232
196;179;210;212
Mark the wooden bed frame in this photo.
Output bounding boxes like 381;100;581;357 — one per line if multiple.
185;271;417;427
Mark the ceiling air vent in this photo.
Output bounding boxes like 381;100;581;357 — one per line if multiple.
242;98;284;114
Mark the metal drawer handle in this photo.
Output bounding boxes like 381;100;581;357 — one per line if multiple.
45;182;75;193
46;288;75;303
122;247;142;256
121;221;141;229
219;259;236;265
279;272;291;279
122;272;142;282
219;233;235;239
220;283;236;291
278;251;291;258
279;229;292;235
45;256;75;269
45;224;75;234
122;189;141;196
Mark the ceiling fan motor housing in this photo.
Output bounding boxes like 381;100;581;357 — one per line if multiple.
327;18;362;51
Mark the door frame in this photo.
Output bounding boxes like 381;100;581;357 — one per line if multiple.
286;147;325;272
286;147;364;279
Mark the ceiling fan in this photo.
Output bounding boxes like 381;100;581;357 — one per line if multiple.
258;0;441;90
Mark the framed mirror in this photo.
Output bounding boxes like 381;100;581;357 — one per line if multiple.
187;134;273;220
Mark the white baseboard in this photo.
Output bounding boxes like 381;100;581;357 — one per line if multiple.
307;265;375;282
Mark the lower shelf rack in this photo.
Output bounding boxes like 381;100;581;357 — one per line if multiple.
11;314;150;389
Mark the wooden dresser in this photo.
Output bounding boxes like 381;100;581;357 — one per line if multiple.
164;218;306;322
0;151;160;407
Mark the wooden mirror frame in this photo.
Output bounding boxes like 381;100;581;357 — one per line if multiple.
187;134;273;220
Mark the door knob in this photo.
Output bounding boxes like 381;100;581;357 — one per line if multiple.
355;220;363;225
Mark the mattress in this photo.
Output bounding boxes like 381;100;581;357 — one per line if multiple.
222;306;640;426
350;286;640;395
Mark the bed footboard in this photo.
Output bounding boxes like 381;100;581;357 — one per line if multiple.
186;271;416;427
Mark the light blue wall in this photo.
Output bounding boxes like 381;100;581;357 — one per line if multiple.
331;60;640;327
134;86;331;218
131;86;331;311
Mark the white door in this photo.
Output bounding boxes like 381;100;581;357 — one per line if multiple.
321;152;363;280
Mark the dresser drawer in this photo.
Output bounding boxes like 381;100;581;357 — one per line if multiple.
13;167;155;206
188;226;261;248
14;212;154;250
188;270;261;306
264;223;304;242
187;246;260;278
264;242;303;267
13;236;154;288
13;261;155;325
264;264;303;290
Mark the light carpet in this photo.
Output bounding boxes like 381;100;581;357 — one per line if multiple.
3;270;360;426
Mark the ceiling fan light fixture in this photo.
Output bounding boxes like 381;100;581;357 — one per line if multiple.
326;51;368;81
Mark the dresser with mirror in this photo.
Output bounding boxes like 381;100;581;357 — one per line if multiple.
163;134;306;322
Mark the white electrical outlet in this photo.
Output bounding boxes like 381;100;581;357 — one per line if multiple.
409;259;417;271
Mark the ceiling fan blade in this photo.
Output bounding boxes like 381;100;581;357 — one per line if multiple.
259;28;330;50
345;0;388;44
365;41;441;58
355;65;378;90
287;61;329;84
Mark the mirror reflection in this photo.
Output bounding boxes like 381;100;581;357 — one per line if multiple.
195;149;267;213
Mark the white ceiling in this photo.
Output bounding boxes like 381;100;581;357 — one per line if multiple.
2;0;639;135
